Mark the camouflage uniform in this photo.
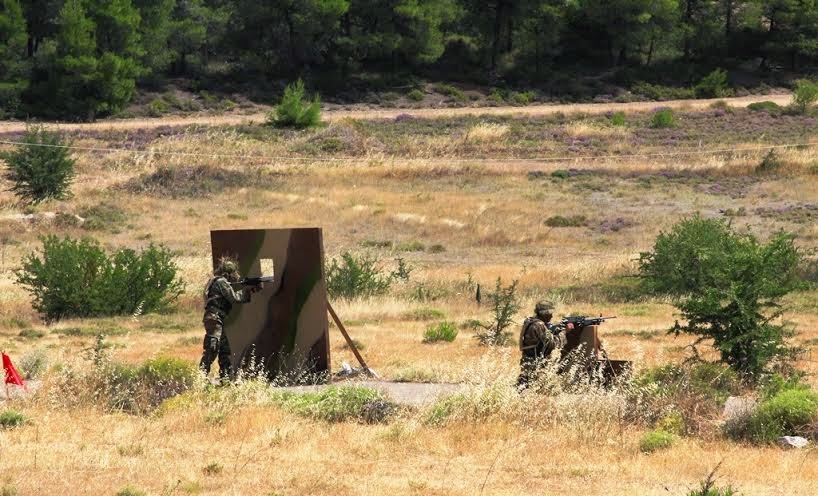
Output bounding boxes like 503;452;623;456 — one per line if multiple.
517;301;566;389
199;260;252;380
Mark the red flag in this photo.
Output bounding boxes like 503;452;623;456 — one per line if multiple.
2;352;26;389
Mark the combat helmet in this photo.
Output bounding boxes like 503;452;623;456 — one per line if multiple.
215;257;240;280
534;300;555;319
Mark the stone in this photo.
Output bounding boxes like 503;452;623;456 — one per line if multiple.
778;436;809;449
722;396;757;422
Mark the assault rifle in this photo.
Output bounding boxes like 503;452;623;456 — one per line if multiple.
231;276;275;287
559;315;616;330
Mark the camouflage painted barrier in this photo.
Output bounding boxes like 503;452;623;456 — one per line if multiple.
210;228;330;381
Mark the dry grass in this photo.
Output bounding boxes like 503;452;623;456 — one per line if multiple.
1;100;817;495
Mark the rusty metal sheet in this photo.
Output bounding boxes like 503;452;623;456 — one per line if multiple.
210;228;330;380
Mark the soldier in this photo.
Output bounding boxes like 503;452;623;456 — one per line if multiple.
517;301;574;389
200;257;263;380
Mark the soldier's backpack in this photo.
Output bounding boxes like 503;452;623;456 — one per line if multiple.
519;317;539;351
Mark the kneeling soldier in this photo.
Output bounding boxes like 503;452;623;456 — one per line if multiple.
517;301;574;389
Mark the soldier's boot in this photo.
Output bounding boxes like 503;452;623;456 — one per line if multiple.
217;334;232;382
199;336;219;376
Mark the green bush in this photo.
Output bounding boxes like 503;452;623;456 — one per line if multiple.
407;89;424;101
650;108;675;128
695;69;731;98
747;101;782;114
756;149;782;174
16;236;184;321
147;98;169;116
79;202;128;232
0;126;75;204
792;79;818;114
475;278;520;346
639;429;677;453
0;410;29;429
404;307;446;321
610;111;626;126
115;486;147;496
137;356;198;406
632;82;695;101
550;169;570;179
743;388;818;443
639;215;804;378
433;83;466;103
278;386;395;423
544;215;587;227
269;79;321;128
509;91;535;105
326;252;410;300
423;322;458;343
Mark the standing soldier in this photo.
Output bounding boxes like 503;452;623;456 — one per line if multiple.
517;301;574;389
200;257;263;380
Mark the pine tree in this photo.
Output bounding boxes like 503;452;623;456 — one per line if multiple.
0;0;29;116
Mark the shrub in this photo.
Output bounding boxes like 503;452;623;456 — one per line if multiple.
639;215;804;378
650;108;675;128
404;307;446;321
396;240;425;252
544;215;587;227
0;126;75;204
147;98;169;116
610;111;626;126
125;165;272;198
278;386;395;423
16;236;184;321
115;486;147;496
78;202;128;232
509;91;535;105
792;79;818;114
325;252;410;300
632;82;695;101
269;79;321;128
756;149;782;174
0;410;29;428
137;356;198;406
747;101;782;114
407;89;424;101
742;388;818;443
550;169;570;179
695;69;731;98
202;463;223;476
423;322;458;343
475;278;520;346
19;349;48;379
687;465;738;496
639;429;677;453
433;83;466;103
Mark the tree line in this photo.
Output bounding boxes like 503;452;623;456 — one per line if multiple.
1;0;818;120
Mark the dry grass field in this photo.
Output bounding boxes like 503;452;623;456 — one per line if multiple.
1;97;817;495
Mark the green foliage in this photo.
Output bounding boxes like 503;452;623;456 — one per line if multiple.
632;82;694;101
16;236;184;322
792;79;818;114
544;215;587;227
475;278;520;346
610;111;626;126
148;98;169;116
747;101;782;113
407;89;424;101
423;321;458;343
550;169;570;179
0;410;29;428
742;388;818;443
0;126;75;204
269;79;321;129
639;429;677;453
639;215;805;378
404;307;446;321
509;90;535;105
277;386;395;423
756;149;782;174
115;486;147;496
79;202;128;232
325;252;410;300
433;83;466;103
650;108;675;128
694;69;730;98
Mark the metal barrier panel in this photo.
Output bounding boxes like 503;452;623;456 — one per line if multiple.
210;228;330;379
